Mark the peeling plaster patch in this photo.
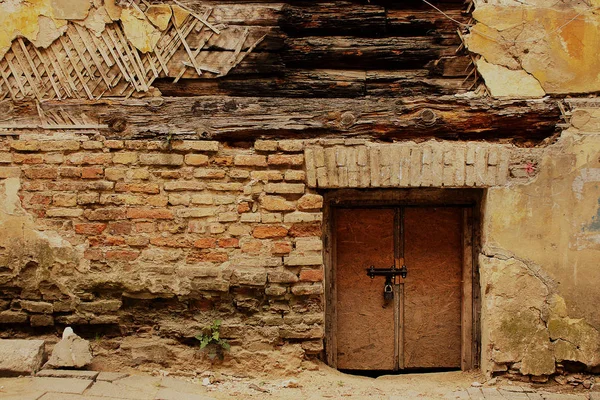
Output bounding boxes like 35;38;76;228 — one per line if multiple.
120;8;161;53
50;0;91;20
467;4;600;94
30;15;68;48
572;168;600;200
475;58;546;98
146;4;172;31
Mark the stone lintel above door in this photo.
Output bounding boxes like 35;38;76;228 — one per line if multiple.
303;140;541;189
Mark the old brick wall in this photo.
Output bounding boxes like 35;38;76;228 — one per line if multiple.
0;135;542;371
0;136;325;371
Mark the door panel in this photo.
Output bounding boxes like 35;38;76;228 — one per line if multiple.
335;208;396;370
403;207;463;368
334;206;466;371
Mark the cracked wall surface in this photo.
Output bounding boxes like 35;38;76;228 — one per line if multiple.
481;107;600;376
466;0;600;97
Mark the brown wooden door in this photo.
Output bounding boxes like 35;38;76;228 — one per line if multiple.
335;206;465;371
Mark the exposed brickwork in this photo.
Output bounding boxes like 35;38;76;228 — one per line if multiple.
0;137;325;358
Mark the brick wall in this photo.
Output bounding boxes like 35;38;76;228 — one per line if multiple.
0;135;540;367
0;136;325;360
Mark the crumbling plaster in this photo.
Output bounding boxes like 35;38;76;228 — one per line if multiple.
466;0;600;97
0;0;182;59
481;109;600;375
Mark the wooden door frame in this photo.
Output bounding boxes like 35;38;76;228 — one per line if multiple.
323;188;482;371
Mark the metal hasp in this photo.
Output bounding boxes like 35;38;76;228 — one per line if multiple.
366;265;408;279
366;265;408;302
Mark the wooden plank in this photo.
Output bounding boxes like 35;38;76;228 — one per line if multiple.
461;207;474;370
324;199;337;368
15;96;560;144
284;36;451;70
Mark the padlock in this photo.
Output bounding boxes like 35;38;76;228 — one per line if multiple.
384;283;393;301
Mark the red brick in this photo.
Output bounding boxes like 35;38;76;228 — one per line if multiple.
82;167;104;179
105;236;126;246
186;250;228;263
127;208;174;220
241;240;262;254
299;269;324;282
234;155;267;167
105;250;139;261
237;202;251;213
13;154;43;164
150;236;192;248
29;194;52;205
84;249;103;261
252;225;288;239
194;238;217;248
212;156;233;166
59;167;82;178
271;241;292;255
74;223;107;235
67;153;112;165
24;167;58;179
115;183;160;194
87;208;127;221
218;238;239;248
288;223;322;237
108;222;133;235
136;222;156;233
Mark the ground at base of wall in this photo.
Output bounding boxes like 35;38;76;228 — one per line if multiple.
0;364;598;400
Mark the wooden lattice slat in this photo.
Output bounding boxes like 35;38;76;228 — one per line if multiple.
0;4;263;100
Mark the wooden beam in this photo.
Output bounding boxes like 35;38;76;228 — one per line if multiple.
6;96;560;143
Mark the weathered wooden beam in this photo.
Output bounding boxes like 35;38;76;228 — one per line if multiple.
153;69;467;98
284;36;453;69
6;96;559;143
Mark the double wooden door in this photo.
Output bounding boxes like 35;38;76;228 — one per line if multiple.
334;206;472;371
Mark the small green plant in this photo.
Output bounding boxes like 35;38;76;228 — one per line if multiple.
195;319;230;360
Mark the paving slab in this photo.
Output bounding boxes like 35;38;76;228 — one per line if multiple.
154;387;217;400
31;377;93;394
0;339;45;376
36;369;99;380
539;394;588;400
2;392;45;400
84;380;159;399
481;387;506;399
500;389;530;399
40;393;120;400
467;387;485;399
96;372;129;382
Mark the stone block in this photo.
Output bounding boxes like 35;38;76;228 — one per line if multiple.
44;331;92;369
234;155;267;167
254;140;278;152
279;140;304;152
139;153;184;166
0;310;28;323
21;300;53;314
231;268;267;286
265;183;305;194
171;140;219;152
0;339;45;376
261;195;295;211
284;253;323;266
297;194;323;210
291;283;324;296
283;212;323;223
30;314;54;327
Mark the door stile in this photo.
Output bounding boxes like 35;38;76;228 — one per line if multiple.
395;207;405;370
461;207;474;370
